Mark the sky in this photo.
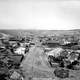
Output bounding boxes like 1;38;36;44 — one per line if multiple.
0;0;80;30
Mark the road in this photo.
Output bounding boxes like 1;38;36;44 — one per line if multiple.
21;46;56;79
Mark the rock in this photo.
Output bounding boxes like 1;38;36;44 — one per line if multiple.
54;68;69;79
10;71;20;79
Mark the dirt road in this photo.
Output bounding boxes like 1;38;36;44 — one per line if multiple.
21;46;56;79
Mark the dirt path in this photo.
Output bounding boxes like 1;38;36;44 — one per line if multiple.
21;46;56;79
21;46;54;71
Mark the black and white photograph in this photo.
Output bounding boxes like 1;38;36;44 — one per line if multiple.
0;0;80;80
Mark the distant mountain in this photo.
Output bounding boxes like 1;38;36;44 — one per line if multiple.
0;29;80;37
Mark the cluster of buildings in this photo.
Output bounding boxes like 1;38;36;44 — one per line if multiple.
0;33;35;80
40;34;80;79
1;32;80;80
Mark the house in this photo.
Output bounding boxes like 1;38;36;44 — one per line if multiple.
46;47;63;57
42;40;60;48
14;47;26;56
8;54;24;64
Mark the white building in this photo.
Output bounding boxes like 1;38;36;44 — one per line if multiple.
46;47;63;57
14;47;26;56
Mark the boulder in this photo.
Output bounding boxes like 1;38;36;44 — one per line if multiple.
54;68;69;78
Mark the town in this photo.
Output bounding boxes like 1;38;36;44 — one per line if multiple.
0;30;80;80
